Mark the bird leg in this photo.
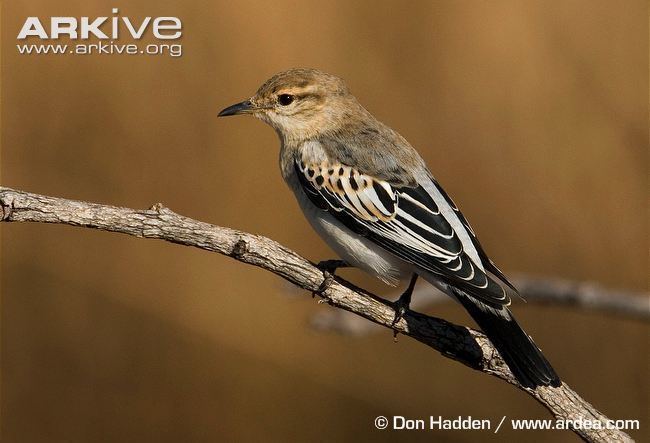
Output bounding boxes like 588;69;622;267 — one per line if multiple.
316;259;349;274
392;273;418;328
313;259;349;297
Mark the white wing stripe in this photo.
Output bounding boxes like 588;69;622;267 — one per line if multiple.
388;220;456;258
447;256;463;271
371;225;453;261
396;207;455;239
417;171;485;271
401;193;440;215
340;177;374;219
361;187;392;217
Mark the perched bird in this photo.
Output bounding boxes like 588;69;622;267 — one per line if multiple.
218;68;560;388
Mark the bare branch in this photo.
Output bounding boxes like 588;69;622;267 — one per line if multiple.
309;277;649;336
0;187;635;442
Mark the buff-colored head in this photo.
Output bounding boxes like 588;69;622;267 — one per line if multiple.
218;68;361;140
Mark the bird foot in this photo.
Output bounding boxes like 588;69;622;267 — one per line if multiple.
313;270;335;299
390;273;418;339
391;303;407;341
312;260;347;299
391;297;410;330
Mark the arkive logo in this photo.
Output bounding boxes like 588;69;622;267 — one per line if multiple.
17;8;181;40
16;8;183;57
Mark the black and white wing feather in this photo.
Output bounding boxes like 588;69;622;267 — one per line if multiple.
428;176;518;293
295;158;561;388
295;160;509;309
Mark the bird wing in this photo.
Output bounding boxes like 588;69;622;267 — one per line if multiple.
295;159;510;308
426;174;519;293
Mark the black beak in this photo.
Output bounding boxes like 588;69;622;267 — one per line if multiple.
218;100;254;117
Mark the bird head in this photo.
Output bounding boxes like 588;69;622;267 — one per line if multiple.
218;68;359;141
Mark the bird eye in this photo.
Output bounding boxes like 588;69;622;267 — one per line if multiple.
277;94;295;106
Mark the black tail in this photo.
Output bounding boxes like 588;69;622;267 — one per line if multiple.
456;295;561;388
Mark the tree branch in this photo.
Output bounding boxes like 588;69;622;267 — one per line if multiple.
0;187;635;442
309;277;649;335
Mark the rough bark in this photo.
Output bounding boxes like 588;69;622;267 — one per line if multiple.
0;187;636;442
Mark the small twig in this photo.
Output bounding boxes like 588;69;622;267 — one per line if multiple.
0;186;635;442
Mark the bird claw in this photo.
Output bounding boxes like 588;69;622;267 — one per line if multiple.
391;302;408;328
390;273;418;340
313;259;347;299
313;270;334;298
390;295;412;341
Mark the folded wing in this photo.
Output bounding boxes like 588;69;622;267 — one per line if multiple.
295;160;510;308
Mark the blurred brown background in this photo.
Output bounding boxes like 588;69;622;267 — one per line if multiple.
1;1;648;442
